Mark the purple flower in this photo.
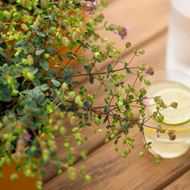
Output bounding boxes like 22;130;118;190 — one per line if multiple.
93;1;98;6
143;96;148;99
157;133;160;138
85;1;97;12
143;104;148;109
113;25;129;40
119;26;129;40
113;26;118;35
144;66;154;76
24;131;34;142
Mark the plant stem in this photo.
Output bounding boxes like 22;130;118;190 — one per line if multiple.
71;66;138;78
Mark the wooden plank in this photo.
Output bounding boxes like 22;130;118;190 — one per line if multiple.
44;32;182;190
163;170;190;190
101;0;170;48
44;129;190;190
44;0;170;181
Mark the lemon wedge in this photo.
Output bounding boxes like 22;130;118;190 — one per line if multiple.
146;82;190;126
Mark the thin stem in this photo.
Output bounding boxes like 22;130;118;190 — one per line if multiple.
91;104;116;109
71;66;138;78
62;44;83;70
109;87;116;105
143;124;160;130
128;52;136;65
95;25;105;31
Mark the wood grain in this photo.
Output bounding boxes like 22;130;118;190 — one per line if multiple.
43;31;185;190
101;0;170;48
44;130;190;190
44;0;170;182
163;170;190;190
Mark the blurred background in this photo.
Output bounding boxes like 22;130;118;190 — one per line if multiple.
100;0;170;73
102;0;190;79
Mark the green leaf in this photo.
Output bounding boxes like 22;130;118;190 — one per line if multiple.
0;84;12;102
67;167;76;181
56;54;63;61
107;64;112;73
138;151;144;157
143;79;151;86
125;42;132;48
170;102;178;109
154;155;161;164
63;67;73;84
72;127;79;133
84;175;92;183
45;70;58;79
36;180;43;190
36;31;46;37
121;150;129;158
46;103;56;114
83;101;90;110
39;59;49;70
135;49;145;56
156;114;164;123
124;62;129;69
104;105;110;113
47;47;56;55
79;87;87;95
84;65;91;74
94;52;103;63
89;75;94;84
51;79;61;87
80;150;88;160
75;95;83;107
0;51;7;59
65;52;76;59
36;93;45;105
123;138;134;148
10;173;18;181
0;42;7;49
40;84;49;91
35;49;45;56
66;154;76;165
103;115;109;123
14;39;27;48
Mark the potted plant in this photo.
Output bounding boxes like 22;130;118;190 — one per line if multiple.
0;0;177;189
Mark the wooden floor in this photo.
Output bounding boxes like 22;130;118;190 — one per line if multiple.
43;0;190;189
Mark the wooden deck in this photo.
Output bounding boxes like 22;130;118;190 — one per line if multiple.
43;0;190;189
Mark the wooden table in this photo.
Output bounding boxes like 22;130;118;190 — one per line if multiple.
43;0;190;189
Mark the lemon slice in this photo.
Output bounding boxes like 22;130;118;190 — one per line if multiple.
146;82;190;126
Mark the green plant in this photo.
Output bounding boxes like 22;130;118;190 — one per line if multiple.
0;0;177;189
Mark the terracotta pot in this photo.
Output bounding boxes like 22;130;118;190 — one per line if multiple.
49;9;87;70
0;161;38;190
49;44;83;70
0;7;88;189
4;7;87;71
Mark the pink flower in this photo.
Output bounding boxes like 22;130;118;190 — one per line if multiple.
117;26;129;40
85;1;97;12
143;104;148;109
144;66;154;76
93;1;98;6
